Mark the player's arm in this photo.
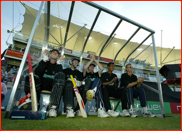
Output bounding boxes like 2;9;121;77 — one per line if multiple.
94;57;104;77
102;81;113;86
120;74;138;88
113;77;118;88
136;77;144;88
83;55;94;77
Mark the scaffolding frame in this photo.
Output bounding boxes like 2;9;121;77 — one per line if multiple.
5;1;165;118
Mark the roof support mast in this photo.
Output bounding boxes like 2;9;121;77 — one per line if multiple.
79;10;101;64
41;1;51;58
61;1;75;56
113;27;140;63
5;1;46;118
98;19;122;61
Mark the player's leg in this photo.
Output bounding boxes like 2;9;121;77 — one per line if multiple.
88;78;109;118
133;88;155;117
101;87;119;117
96;87;109;118
63;80;75;118
112;88;129;117
86;78;100;101
48;72;65;117
125;87;137;117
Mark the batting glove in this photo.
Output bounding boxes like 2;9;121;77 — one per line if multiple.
43;54;49;62
56;59;63;65
74;78;82;87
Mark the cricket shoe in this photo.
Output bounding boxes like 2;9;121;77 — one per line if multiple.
66;108;75;118
98;108;110;118
129;109;138;118
107;110;120;117
75;110;82;117
48;105;57;117
86;89;95;101
16;93;31;108
48;109;57;117
143;110;156;117
120;109;130;117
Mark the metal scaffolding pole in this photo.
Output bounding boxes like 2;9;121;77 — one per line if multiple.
41;1;51;58
113;27;140;62
80;10;101;63
124;33;152;66
98;19;122;61
67;24;87;42
102;34;116;53
4;1;46;118
161;46;175;64
133;43;152;60
82;1;155;33
152;34;165;118
61;1;75;56
162;59;181;64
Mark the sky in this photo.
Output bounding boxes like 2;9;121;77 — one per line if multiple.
1;1;181;54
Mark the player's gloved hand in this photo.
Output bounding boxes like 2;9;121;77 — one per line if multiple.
43;49;49;62
74;78;81;87
56;59;63;64
57;55;65;65
82;79;85;85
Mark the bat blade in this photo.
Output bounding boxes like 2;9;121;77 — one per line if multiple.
70;75;87;118
28;52;37;112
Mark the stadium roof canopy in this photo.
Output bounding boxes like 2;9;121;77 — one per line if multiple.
19;1;181;67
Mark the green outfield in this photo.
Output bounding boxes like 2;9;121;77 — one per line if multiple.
1;111;181;130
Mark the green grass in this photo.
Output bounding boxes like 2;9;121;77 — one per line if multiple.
1;111;181;130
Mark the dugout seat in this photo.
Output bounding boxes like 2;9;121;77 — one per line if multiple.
109;97;121;111
39;90;51;111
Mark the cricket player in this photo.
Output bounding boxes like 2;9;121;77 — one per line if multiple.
63;57;92;118
120;63;156;117
101;62;129;117
17;49;65;117
83;54;110;118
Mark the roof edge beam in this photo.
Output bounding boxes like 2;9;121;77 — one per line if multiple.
82;1;155;33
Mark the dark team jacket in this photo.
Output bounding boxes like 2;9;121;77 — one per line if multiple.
120;73;137;88
35;60;63;79
100;72;118;89
84;72;100;82
63;68;83;81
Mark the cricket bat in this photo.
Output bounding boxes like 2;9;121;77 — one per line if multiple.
28;52;37;111
70;75;87;118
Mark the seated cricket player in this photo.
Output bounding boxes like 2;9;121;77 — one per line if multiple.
17;49;65;117
83;54;109;118
120;63;156;117
63;57;92;118
101;62;129;117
